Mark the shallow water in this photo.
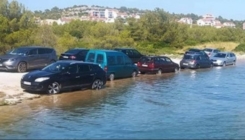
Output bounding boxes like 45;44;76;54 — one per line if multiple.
1;61;245;139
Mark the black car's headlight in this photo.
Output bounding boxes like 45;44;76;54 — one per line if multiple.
35;77;50;82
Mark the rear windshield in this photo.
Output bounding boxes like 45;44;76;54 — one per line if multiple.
203;49;212;52
65;49;80;54
183;55;195;59
139;57;153;62
214;53;226;58
189;49;200;52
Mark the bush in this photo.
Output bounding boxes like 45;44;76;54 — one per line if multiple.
233;43;245;52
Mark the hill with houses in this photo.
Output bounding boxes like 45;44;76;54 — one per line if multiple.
33;5;245;30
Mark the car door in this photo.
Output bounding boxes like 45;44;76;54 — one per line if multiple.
165;57;176;71
226;53;233;65
61;64;80;88
124;56;134;77
27;48;41;68
38;48;49;67
77;64;94;86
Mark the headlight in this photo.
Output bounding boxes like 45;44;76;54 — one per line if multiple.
35;77;50;82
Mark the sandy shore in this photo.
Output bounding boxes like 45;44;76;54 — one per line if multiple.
0;54;244;105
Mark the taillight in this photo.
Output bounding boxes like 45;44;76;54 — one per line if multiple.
70;56;76;59
149;62;154;68
104;66;108;72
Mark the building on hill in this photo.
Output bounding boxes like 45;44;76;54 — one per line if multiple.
223;22;236;28
178;17;193;25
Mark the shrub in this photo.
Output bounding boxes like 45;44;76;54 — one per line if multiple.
233;43;245;52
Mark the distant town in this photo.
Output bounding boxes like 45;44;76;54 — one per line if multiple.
33;5;245;30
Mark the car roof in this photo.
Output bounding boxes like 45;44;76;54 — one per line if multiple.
18;46;53;49
57;60;99;65
89;49;119;53
69;48;89;50
114;48;136;50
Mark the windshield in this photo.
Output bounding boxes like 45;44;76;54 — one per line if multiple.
183;55;195;59
214;53;226;58
9;48;29;55
43;62;70;73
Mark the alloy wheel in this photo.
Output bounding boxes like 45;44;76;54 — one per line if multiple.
47;82;61;94
92;79;103;90
17;62;27;73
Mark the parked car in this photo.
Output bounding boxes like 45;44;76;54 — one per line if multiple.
0;46;57;73
203;48;220;58
180;54;213;69
185;48;209;58
59;48;89;61
114;48;144;64
21;61;106;94
137;56;179;74
85;49;138;81
210;52;236;66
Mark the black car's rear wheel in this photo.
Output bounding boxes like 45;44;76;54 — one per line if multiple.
47;82;61;94
17;62;27;73
91;79;103;90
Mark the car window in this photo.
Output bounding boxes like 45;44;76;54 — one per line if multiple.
67;64;78;74
132;50;141;56
203;49;212;52
79;50;88;56
196;56;201;60
183;55;195;59
124;56;132;64
214;53;226;58
29;49;38;55
117;56;124;65
165;57;172;63
78;64;90;73
87;53;95;62
107;56;116;65
226;53;230;57
96;54;104;64
38;48;52;54
139;57;152;62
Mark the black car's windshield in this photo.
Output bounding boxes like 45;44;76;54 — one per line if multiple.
43;62;70;73
214;53;226;58
9;48;29;55
183;55;195;59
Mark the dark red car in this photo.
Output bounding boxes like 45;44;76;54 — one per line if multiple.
137;56;179;74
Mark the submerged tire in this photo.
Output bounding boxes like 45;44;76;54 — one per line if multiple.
109;73;115;81
91;79;103;90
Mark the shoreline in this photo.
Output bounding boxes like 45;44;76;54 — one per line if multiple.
1;54;245;106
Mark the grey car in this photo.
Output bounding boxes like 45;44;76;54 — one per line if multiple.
211;52;236;66
203;48;220;58
180;53;213;69
0;46;57;72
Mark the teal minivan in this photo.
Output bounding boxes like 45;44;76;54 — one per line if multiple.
85;50;138;81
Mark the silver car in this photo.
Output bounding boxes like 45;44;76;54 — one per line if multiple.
211;52;236;66
0;46;57;72
203;48;220;58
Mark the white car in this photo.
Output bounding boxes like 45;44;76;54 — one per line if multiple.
210;52;236;66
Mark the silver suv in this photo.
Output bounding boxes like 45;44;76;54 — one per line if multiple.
0;46;57;72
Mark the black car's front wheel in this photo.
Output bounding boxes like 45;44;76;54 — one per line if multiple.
47;82;61;94
91;79;103;90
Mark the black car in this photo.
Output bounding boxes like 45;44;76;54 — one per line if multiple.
59;48;89;61
21;61;107;94
114;48;144;63
180;54;213;69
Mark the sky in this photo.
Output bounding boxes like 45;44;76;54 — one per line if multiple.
16;0;244;20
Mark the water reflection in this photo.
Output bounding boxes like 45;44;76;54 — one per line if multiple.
1;62;245;138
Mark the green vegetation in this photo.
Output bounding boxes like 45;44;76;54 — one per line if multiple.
1;0;245;55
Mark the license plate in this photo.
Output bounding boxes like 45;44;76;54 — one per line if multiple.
142;64;148;67
63;56;68;58
0;64;2;66
183;63;188;65
23;81;31;85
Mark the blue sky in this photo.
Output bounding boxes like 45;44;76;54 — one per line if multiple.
16;0;244;20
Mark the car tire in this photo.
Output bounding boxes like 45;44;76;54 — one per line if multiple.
91;79;103;90
132;71;137;78
157;69;162;75
47;82;61;94
109;73;115;81
140;71;145;74
232;61;236;65
196;64;201;69
222;62;226;67
17;62;27;73
174;67;179;73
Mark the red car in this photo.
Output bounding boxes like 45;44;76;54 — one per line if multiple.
137;56;179;74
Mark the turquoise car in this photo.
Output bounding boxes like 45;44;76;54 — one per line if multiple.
85;50;138;81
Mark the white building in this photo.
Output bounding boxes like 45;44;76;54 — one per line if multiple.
178;17;193;25
223;22;236;28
